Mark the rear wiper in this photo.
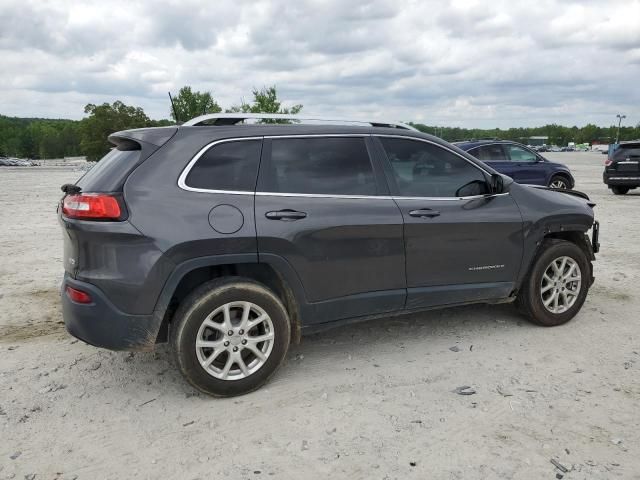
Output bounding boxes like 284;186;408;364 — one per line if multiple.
61;183;81;195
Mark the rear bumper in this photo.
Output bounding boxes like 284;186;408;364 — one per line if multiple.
61;274;160;351
603;172;640;186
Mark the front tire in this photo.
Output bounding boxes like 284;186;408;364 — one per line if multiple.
516;239;591;326
611;186;629;195
170;278;291;397
549;175;570;189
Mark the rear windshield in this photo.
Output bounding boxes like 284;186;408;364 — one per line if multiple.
76;149;141;192
616;144;640;158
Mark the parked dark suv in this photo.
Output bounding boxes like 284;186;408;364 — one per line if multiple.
59;114;599;397
603;140;640;194
455;140;575;189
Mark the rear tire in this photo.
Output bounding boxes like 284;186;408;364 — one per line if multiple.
170;277;291;397
516;239;591;326
611;186;629;195
548;175;570;189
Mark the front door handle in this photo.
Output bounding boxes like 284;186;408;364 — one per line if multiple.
409;209;440;218
265;209;307;221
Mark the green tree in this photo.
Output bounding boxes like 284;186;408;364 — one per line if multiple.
227;86;302;122
80;101;152;161
170;86;221;122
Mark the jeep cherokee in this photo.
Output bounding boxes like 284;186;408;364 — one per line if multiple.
59;114;600;397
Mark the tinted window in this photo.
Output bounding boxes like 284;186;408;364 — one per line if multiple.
505;145;538;163
380;138;488;197
77;149;141;191
185;140;262;191
264;137;376;195
470;144;506;161
616;143;640;159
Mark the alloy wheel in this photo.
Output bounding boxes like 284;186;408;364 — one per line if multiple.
550;178;568;189
195;301;275;381
540;256;582;314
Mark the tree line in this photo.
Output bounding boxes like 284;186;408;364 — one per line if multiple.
0;85;303;161
410;123;640;146
1;84;638;161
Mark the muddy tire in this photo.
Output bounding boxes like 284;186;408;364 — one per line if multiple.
516;239;591;326
170;277;291;397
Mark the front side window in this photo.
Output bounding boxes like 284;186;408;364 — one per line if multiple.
470;144;507;161
263;137;376;195
505;145;538;163
380;138;489;197
184;140;262;191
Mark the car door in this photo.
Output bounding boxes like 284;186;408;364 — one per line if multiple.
255;135;406;325
374;136;524;310
468;144;513;178
503;144;547;185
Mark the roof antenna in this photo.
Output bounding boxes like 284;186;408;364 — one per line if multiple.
168;91;181;124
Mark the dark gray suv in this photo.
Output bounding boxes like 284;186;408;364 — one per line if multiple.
59;114;600;396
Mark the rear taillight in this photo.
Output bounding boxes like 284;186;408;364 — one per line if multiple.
65;286;92;304
62;193;122;220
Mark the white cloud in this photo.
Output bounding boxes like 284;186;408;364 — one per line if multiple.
0;0;638;127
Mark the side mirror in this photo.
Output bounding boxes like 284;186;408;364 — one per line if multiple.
490;174;504;194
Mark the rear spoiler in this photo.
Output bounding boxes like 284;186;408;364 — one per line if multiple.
108;126;178;150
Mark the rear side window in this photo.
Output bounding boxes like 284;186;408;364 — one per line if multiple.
185;140;262;191
380;138;488;197
262;137;377;195
469;144;506;161
77;149;141;192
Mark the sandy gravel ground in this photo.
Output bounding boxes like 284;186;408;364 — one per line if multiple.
1;154;638;479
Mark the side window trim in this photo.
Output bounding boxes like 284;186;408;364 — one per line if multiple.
178;136;263;194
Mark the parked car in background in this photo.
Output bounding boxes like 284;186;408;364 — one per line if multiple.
603;140;640;195
455;140;575;189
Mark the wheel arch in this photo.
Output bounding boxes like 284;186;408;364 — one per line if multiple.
549;171;574;189
153;254;307;346
516;230;595;293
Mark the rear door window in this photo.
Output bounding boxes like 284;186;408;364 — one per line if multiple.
469;144;507;161
184;139;262;191
261;137;377;195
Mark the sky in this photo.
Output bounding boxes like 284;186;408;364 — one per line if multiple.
1;0;639;128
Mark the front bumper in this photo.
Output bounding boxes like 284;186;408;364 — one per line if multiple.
61;274;160;351
592;220;600;254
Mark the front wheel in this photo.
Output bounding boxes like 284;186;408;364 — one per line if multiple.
170;278;291;397
549;175;570;189
611;186;629;195
516;239;591;326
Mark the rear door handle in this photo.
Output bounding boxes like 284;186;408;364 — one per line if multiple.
265;209;307;221
409;209;440;218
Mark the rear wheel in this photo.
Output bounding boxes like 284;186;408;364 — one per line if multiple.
549;175;570;189
516;239;591;326
611;186;629;195
170;278;291;397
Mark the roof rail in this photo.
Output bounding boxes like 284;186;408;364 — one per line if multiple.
181;113;418;131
